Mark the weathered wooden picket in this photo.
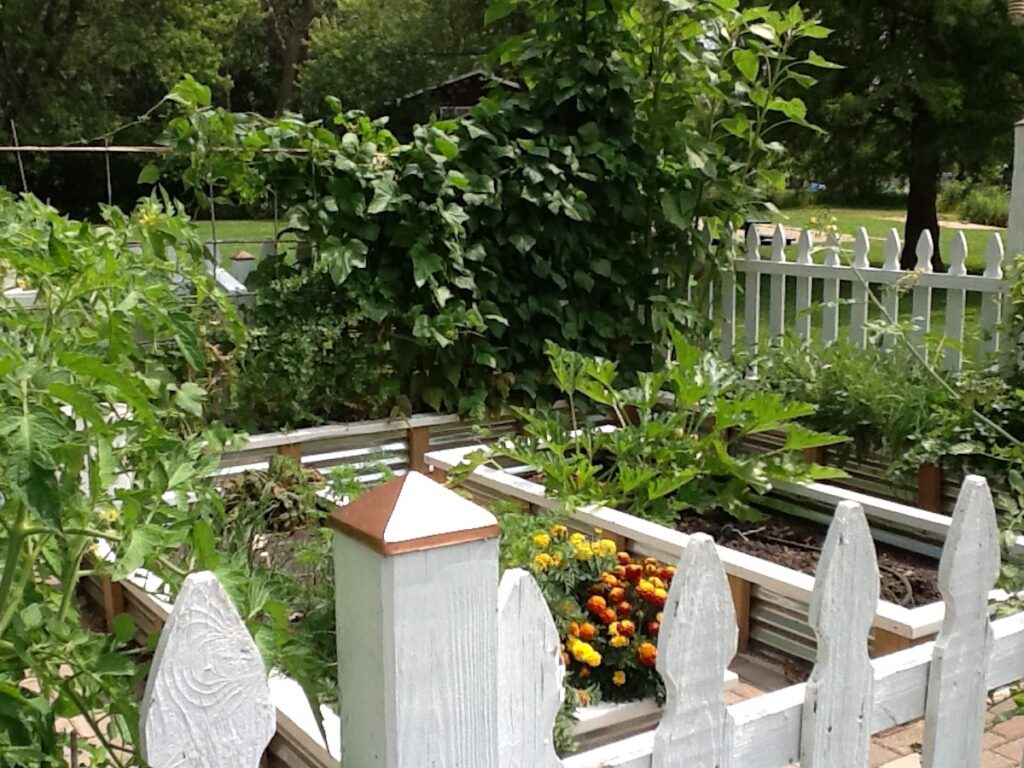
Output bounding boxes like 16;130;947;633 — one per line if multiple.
138;471;1024;768
715;225;1010;371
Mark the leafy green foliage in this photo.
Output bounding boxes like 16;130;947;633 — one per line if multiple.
745;338;1024;477
502;333;845;526
211;458;394;721
158;0;832;428
0;191;244;764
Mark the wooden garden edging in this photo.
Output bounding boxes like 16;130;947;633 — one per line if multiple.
425;444;1020;657
136;471;1024;768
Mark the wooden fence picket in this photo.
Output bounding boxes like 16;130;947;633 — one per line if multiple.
743;227;762;354
768;225;787;341
943;232;968;371
721;263;737;360
801;501;878;768
821;232;841;345
849;228;871;349
497;569;565;768
881;229;902;350
139;572;275;768
911;231;935;353
652;534;737;768
793;229;814;340
921;476;1000;768
979;233;1005;363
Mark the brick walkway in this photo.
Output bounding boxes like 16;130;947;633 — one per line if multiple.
726;659;1024;768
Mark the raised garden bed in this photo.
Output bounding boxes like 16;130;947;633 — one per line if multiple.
426;444;1021;665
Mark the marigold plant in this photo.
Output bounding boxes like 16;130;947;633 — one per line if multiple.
519;524;676;703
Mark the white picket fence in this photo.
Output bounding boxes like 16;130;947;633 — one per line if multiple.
136;471;1024;768
714;225;1010;372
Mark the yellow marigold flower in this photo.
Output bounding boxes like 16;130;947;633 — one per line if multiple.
571;640;596;663
610;635;629;648
593;528;604;535
551;524;568;537
598;539;618;555
533;553;553;570
612;670;626;686
532;533;551;548
570;532;586;546
585;651;602;667
551;552;563;567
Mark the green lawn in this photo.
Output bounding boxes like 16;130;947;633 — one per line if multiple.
194;219;278;258
770;206;1005;274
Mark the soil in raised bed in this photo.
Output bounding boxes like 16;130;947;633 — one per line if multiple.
677;511;941;607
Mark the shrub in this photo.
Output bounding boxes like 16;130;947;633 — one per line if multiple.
960;185;1009;227
157;0;834;427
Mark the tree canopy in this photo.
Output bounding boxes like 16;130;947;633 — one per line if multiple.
772;0;1024;266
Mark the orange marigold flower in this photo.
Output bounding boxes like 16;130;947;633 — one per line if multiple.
601;573;619;588
578;623;597;642
586;596;607;613
562;651;571;666
645;563;658;576
608;587;626;605
568;622;581;637
600;608;618;625
655;612;663;623
652;588;668;607
647;621;660;635
612;670;626;686
613;565;627;579
617;551;632;566
643;557;658;566
624;564;643;583
659;566;676;580
580;668;590;680
618;620;636;638
615;601;633;618
637;642;657;667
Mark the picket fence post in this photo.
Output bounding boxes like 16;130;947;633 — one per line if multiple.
921;476;1000;768
327;471;501;768
497;569;565;768
881;229;902;351
911;231;935;353
768;225;787;341
793;229;814;340
849;228;871;349
821;232;841;345
653;533;737;768
743;226;762;354
979;233;1006;363
139;571;276;768
943;232;968;371
801;501;878;767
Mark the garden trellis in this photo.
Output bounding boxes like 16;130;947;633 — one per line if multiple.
715;225;1010;372
138;471;1024;768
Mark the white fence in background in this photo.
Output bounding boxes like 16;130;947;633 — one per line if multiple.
139;472;1024;768
713;225;1011;372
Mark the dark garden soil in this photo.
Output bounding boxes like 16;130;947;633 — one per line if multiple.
676;511;941;607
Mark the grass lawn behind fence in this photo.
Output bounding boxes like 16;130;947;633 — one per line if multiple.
771;206;1006;274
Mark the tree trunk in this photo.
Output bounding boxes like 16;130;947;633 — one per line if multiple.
901;105;944;271
273;0;317;115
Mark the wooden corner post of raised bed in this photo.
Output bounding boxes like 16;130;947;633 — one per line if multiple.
406;425;430;474
327;471;501;768
917;462;945;514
